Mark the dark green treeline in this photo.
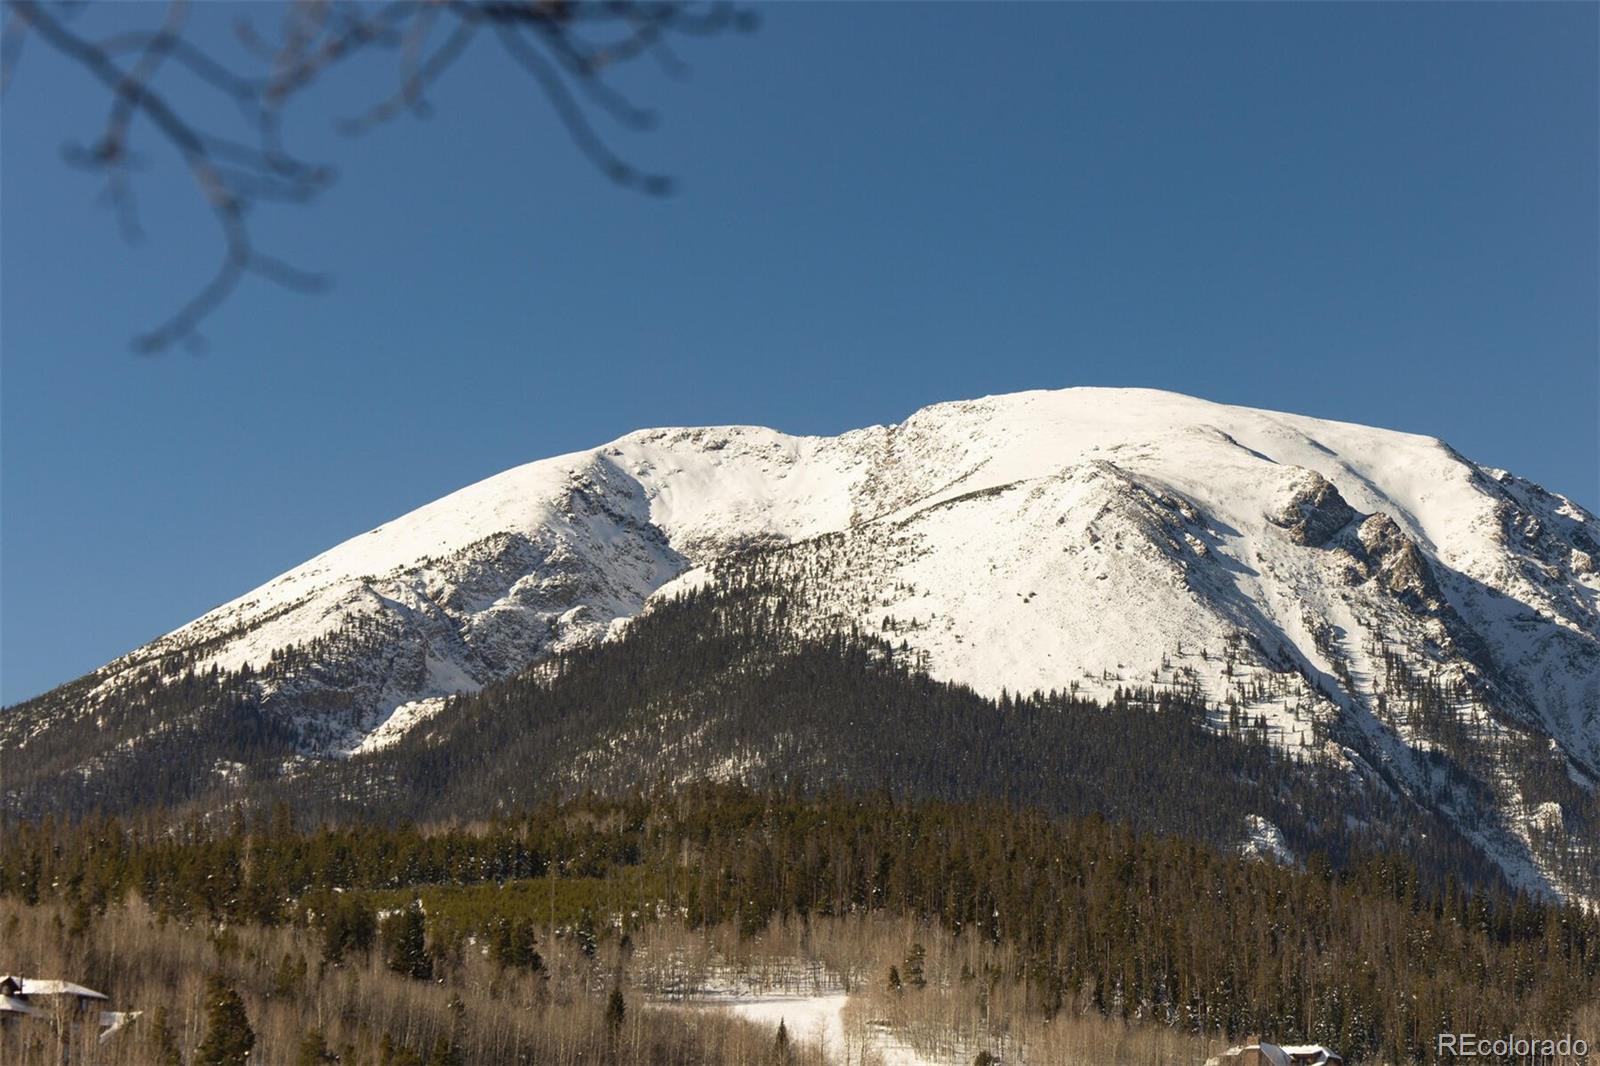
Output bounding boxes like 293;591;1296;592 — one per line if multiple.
3;786;1595;1064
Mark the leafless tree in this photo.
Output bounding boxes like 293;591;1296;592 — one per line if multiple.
2;1;756;352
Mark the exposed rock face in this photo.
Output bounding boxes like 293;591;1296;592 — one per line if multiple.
1268;471;1446;614
1356;513;1446;613
1270;470;1358;547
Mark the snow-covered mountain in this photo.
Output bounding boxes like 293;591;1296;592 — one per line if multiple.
6;388;1597;897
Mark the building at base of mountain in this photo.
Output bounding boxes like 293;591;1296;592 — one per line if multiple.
0;976;140;1045
1206;1039;1344;1066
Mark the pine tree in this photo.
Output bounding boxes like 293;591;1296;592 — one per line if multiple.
147;1005;183;1066
378;1033;427;1066
67;896;91;938
576;910;599;958
382;903;433;980
605;983;626;1034
272;952;308;998
296;1028;334;1066
905;943;927;989
194;976;255;1066
321;894;377;964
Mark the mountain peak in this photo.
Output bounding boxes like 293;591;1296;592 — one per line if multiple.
5;387;1596;900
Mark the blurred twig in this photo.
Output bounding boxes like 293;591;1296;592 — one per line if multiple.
2;0;756;352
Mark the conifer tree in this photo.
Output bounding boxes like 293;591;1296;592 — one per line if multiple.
905;943;927;989
576;910;599;958
605;983;627;1034
273;952;308;998
321;894;378;965
382;903;433;980
295;1028;334;1066
194;976;255;1066
146;1006;183;1066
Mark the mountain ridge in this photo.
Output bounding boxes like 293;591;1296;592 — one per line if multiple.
4;386;1597;900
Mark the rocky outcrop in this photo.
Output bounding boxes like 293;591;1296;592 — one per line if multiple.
1269;470;1357;547
1356;513;1446;613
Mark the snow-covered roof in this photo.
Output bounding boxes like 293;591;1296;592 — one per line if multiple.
3;977;109;1000
1255;1043;1291;1066
1209;1042;1343;1066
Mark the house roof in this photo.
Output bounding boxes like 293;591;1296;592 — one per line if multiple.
1208;1041;1342;1066
1253;1043;1292;1066
1;977;109;1000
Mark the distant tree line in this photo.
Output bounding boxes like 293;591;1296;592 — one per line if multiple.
2;786;1595;1064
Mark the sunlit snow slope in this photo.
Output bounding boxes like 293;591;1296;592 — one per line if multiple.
7;388;1597;896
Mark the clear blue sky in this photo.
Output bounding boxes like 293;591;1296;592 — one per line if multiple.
3;2;1596;704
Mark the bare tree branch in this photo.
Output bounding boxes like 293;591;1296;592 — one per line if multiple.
489;17;672;193
337;15;477;134
4;0;756;352
8;0;331;352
